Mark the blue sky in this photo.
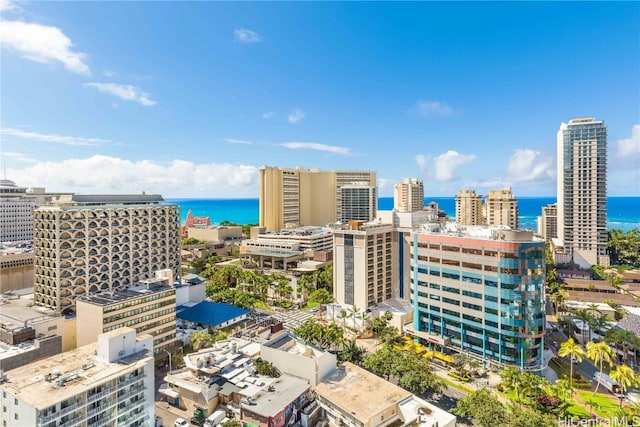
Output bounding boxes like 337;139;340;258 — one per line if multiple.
1;1;639;198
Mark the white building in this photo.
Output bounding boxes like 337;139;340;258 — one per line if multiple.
32;194;181;313
0;179;36;243
0;327;154;427
557;117;608;267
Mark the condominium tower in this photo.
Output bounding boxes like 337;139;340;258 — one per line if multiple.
0;179;36;243
537;203;558;242
455;189;483;226
259;166;377;231
394;178;424;213
340;183;377;223
33;194;181;313
408;224;545;369
484;187;519;229
557;117;608;267
332;221;398;310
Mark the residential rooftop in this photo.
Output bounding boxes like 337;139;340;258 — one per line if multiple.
417;222;541;242
76;281;174;306
243;374;309;418
315;362;411;424
0;337;152;410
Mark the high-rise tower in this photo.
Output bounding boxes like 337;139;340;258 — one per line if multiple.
484;187;519;229
557;117;608;267
455;189;483;225
393;178;424;212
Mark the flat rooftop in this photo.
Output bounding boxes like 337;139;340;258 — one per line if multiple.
417;223;541;242
0;341;151;410
261;227;332;238
315;362;411;423
50;194;165;205
0;292;59;326
263;334;323;358
244;375;309;418
76;282;174;306
177;301;248;327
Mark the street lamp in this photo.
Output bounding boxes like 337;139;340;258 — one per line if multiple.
163;350;172;372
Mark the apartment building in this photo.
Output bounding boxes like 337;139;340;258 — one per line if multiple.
484;187;519;229
332;221;398;310
455;189;483;226
557;117;608;267
537;203;558;242
76;273;177;351
408;223;545;369
0;179;36;243
259;166;377;231
0;327;154;427
315;362;456;427
340;183;377;223
394;178;424;213
32;194;181;313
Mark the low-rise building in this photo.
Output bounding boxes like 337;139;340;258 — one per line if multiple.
260;333;337;387
0;327;154;427
315;362;455;427
0;247;34;293
76;276;177;351
240;375;310;427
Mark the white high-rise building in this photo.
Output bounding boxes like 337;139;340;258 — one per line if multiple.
0;327;155;427
393;178;424;213
33;194;181;313
0;179;36;243
557;117;608;267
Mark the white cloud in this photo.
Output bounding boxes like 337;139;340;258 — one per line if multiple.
288;109;305;124
279;142;350;156
1;151;37;163
226;138;253;145
1;127;110;146
84;83;156;106
234;28;261;43
416;100;454;118
615;125;640;160
262;112;274;119
103;70;115;77
415;154;428;172
7;155;259;198
0;0;16;12
433;150;475;181
506;149;555;183
0;20;90;74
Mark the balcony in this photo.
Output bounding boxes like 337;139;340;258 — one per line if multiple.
116;386;145;403
88;387;115;402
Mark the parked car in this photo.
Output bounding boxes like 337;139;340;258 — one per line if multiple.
190;417;205;426
174;419;189;427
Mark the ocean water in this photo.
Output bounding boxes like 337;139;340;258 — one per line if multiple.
168;197;640;232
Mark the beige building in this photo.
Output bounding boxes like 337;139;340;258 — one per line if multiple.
187;225;243;242
538;203;558;242
394;178;424;212
455;189;483;225
259;166;377;231
315;362;456;427
557;117;608;267
332;221;398;310
0;251;33;292
33;194;181;313
484;187;519;229
76;273;177;352
0;327;155;427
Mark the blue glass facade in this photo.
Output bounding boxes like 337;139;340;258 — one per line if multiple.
410;231;545;369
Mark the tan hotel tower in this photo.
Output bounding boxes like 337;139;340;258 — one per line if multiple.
259;166;377;231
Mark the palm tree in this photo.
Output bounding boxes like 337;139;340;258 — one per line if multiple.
358;311;371;333
550;289;568;315
348;306;361;331
338;309;348;329
558;338;586;391
619;330;638;364
591;315;610;338
586;341;615;395
610;365;639;408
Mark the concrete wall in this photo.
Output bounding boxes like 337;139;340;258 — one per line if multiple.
0;253;34;293
76;300;105;348
0;335;62;371
188;227;243;242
